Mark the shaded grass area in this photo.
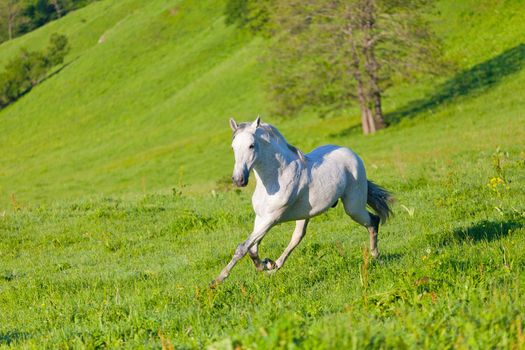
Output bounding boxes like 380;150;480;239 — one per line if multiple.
387;43;525;124
0;332;29;346
449;219;523;244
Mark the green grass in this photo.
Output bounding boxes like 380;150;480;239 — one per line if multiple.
1;0;525;348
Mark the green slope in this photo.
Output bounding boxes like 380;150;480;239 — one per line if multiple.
0;0;524;209
0;0;267;207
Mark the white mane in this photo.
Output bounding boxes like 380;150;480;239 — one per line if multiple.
233;122;305;162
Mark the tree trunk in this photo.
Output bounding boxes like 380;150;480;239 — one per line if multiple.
354;64;372;135
346;17;374;135
372;89;385;128
359;94;371;135
367;104;376;133
360;110;370;134
7;20;13;40
361;0;386;131
6;1;19;41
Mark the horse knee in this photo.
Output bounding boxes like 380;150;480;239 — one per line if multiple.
248;243;258;257
345;207;371;227
368;213;380;231
234;243;247;259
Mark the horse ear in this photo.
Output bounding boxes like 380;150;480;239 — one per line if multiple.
253;116;261;128
229;118;238;131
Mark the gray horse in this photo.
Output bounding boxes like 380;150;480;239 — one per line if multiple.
212;117;392;286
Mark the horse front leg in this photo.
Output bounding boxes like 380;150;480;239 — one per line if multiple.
211;217;274;287
265;219;309;272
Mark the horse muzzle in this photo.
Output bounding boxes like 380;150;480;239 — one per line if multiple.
232;175;248;187
232;167;249;187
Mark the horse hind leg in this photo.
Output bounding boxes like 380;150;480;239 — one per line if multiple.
342;194;380;258
367;213;380;258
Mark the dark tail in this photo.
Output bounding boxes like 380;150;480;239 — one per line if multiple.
367;181;394;224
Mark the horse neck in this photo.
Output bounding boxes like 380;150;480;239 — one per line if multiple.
253;140;300;188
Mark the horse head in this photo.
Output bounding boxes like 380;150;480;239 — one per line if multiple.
229;116;261;187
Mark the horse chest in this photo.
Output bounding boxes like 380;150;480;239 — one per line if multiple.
252;181;300;218
252;189;288;217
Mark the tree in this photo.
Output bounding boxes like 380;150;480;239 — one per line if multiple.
0;0;98;44
0;0;28;40
0;33;69;108
49;0;62;18
264;0;444;134
45;32;69;66
22;0;54;32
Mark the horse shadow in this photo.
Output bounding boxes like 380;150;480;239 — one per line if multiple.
386;43;525;124
442;219;522;246
377;252;403;263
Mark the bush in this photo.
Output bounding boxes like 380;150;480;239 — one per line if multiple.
12;0;100;42
224;0;248;27
46;33;69;66
223;0;273;36
0;33;69;108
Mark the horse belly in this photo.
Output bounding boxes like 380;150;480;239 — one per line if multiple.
280;165;346;221
309;167;346;214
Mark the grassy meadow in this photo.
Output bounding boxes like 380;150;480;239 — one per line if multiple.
1;0;525;348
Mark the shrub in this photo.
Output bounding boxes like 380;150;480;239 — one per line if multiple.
0;33;69;108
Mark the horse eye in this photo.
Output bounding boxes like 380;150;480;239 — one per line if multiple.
249;144;255;149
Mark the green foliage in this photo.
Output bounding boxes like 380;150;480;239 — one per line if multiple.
263;0;447;122
265;0;354;117
21;0;58;30
45;32;69;65
0;33;68;108
224;0;247;26
0;0;98;43
224;0;273;36
0;0;29;41
0;49;44;105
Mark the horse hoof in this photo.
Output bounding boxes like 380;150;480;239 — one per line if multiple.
209;279;221;289
265;269;278;275
371;249;380;259
262;258;277;271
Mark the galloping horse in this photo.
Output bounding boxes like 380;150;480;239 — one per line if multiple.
212;117;392;286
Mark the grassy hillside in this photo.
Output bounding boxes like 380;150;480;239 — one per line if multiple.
0;0;524;208
0;0;524;348
0;0;267;207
